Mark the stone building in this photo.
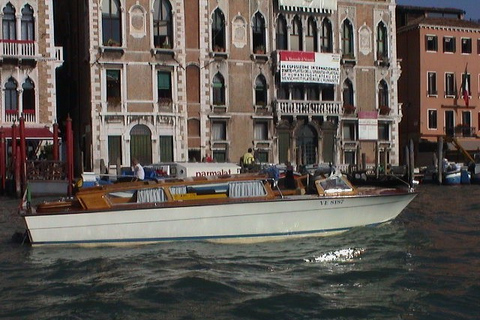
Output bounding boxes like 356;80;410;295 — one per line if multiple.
0;0;63;158
58;0;401;174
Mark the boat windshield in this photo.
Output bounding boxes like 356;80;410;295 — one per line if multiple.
318;176;353;194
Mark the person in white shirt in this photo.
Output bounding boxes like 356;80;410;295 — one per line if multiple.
132;158;145;180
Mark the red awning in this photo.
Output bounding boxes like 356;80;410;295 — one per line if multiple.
0;127;55;139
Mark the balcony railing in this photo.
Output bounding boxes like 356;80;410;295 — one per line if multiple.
0;40;37;59
444;126;476;138
4;110;36;123
275;100;342;119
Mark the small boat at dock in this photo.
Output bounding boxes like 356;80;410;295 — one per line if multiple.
19;172;416;245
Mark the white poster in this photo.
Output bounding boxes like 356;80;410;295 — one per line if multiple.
279;51;340;85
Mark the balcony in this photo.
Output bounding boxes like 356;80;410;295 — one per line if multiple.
445;126;477;138
4;110;36;123
0;40;39;60
275;100;342;120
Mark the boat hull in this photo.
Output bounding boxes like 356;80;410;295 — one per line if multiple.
23;192;416;245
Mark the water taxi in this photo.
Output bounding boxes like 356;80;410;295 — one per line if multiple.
19;172;416;245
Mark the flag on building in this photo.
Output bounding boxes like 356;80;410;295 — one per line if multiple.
461;64;470;107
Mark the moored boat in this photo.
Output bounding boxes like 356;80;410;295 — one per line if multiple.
19;172;417;245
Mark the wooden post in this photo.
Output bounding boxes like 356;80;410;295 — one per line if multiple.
405;146;410;183
19;117;26;194
11;123;17;194
0;131;5;193
66;116;74;196
437;136;443;184
15;145;21;197
409;139;415;186
53;122;59;161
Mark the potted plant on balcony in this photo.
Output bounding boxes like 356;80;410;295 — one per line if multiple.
106;38;121;47
379;105;390;115
343;104;356;115
254;45;265;54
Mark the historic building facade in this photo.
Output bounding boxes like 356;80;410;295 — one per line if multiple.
0;0;63;156
63;0;401;173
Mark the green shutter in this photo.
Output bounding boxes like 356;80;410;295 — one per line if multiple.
157;72;171;90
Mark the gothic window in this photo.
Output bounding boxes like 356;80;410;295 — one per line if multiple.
378;80;389;108
276;14;287;50
320;18;332;53
290;16;302;51
255;75;267;106
252;12;265;53
102;0;122;46
5;77;18;113
2;3;16;40
377;22;388;59
343;79;354;106
21;4;34;41
212;8;226;51
342;19;354;57
153;0;172;48
305;17;317;52
212;72;225;105
22;78;35;112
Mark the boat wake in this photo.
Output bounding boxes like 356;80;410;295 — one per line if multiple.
304;248;365;263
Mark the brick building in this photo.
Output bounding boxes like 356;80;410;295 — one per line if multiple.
0;0;63;160
57;0;402;174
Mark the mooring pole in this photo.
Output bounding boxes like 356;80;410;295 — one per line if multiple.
53;122;59;161
437;136;443;184
66;116;74;196
0;131;5;194
19;117;26;194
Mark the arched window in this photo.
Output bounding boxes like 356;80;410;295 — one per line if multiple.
252;12;266;53
321;18;332;53
2;3;16;40
377;22;388;59
22;78;35;112
212;8;225;51
212;72;225;105
255;75;267;106
306;17;317;52
102;0;122;46
378;80;389;108
291;16;302;51
21;4;34;41
342;19;354;57
276;14;287;50
5;77;18;113
343;79;354;106
153;0;172;48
